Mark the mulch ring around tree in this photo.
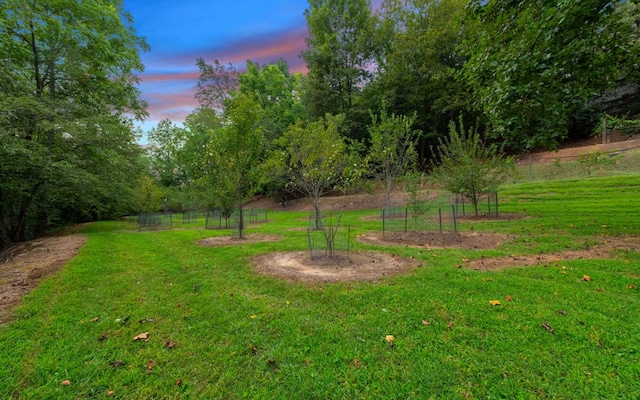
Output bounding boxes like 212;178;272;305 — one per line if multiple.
252;251;421;283
197;234;283;247
464;235;640;271
356;231;513;250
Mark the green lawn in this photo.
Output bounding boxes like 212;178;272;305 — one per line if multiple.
1;175;639;399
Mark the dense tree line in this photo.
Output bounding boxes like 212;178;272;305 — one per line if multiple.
2;0;637;247
0;0;148;249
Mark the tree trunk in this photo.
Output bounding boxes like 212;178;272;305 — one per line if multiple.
313;199;321;230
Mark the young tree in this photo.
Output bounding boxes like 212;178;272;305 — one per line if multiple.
404;172;430;231
430;117;515;216
365;108;422;212
275;114;348;229
203;93;264;239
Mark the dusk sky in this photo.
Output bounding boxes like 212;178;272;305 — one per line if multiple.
124;0;313;134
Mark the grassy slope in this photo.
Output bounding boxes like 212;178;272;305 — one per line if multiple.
1;175;639;399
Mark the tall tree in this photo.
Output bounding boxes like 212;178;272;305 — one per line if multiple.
0;0;148;248
195;58;238;112
147;119;188;187
463;0;636;151
238;59;304;143
302;0;376;139
372;0;469;147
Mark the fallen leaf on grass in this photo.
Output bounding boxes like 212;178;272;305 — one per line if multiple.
90;317;99;323
558;310;567;316
165;340;176;349
146;360;156;373
448;321;455;329
542;322;554;334
133;332;149;341
582;275;591;282
250;314;257;319
267;359;279;371
176;379;183;386
106;390;115;396
489;300;501;306
61;380;71;386
422;320;431;326
385;335;395;343
628;284;636;289
506;295;513;302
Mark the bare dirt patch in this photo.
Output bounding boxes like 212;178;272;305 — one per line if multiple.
253;251;421;283
0;234;87;323
465;235;640;271
198;233;282;247
357;231;512;250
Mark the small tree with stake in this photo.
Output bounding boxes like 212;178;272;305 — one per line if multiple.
430;117;515;216
366;108;421;213
276;114;348;230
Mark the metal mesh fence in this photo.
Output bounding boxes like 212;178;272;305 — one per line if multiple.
205;210;236;230
307;224;351;260
382;206;458;239
205;208;268;230
138;213;173;230
182;211;202;224
453;192;499;218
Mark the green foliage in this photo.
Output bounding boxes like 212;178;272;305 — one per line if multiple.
430;117;515;215
578;151;616;177
147;119;189;187
602;114;640;136
302;0;377;139
365;107;421;211
207;93;264;237
0;0;147;248
238;60;305;143
373;0;469;140
131;175;165;213
404;172;431;231
194;58;238;111
463;0;635;151
275;114;349;228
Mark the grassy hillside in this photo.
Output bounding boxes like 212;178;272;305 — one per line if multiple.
1;175;639;398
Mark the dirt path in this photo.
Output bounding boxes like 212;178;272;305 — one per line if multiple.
0;235;86;323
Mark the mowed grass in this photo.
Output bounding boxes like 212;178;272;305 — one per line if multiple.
1;176;640;398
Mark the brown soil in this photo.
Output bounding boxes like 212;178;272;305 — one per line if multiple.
197;233;282;247
252;251;421;283
465;235;640;271
0;234;86;323
357;231;513;250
